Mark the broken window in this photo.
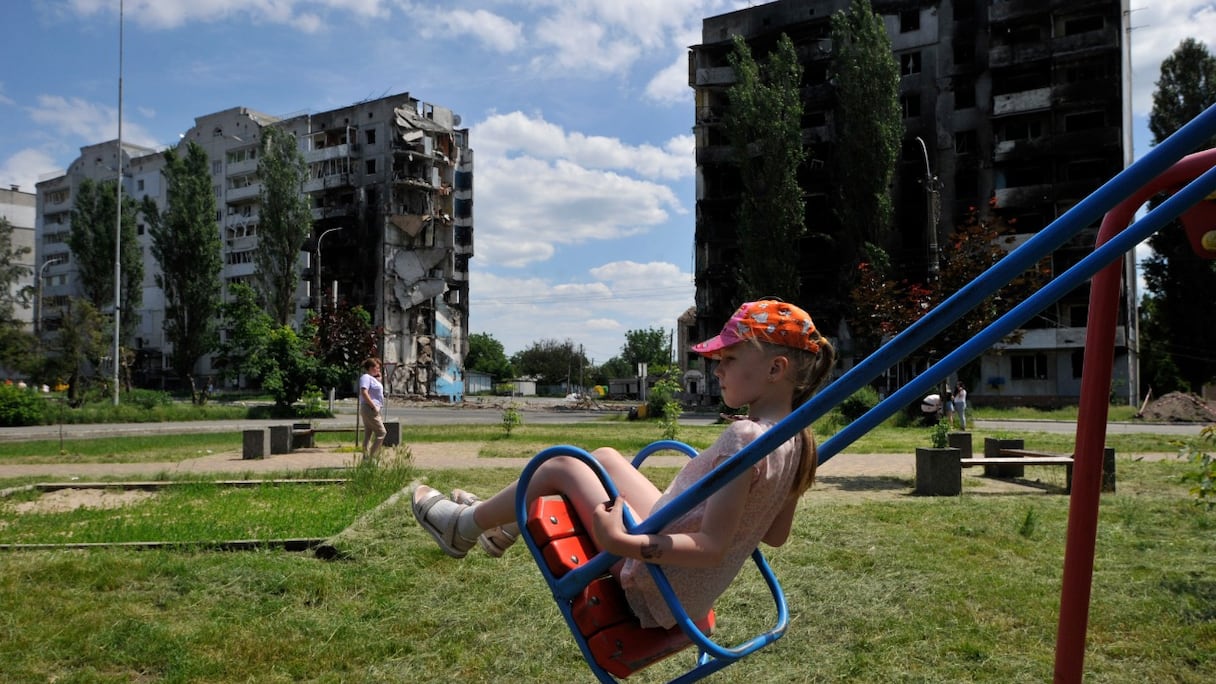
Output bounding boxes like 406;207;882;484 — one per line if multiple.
997;117;1045;142
954;42;974;66
900;10;919;32
1064;110;1105;132
900;51;921;76
1011;353;1049;380
900;94;921;118
1063;16;1103;36
954;129;977;155
954;78;975;109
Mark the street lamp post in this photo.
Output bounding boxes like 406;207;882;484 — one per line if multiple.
316;226;345;311
915;136;941;279
36;257;65;339
316;226;345;412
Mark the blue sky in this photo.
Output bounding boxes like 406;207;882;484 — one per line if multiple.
1;1;1212;365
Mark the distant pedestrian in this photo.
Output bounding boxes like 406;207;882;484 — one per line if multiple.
359;357;387;461
954;382;968;430
943;389;955;428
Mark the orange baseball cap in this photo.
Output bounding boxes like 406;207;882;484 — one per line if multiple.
692;300;821;357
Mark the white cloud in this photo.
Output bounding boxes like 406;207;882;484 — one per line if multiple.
417;9;525;53
62;0;389;30
0;148;62;192
473;155;683;268
646;51;695;105
27;95;161;150
468;111;688;268
474;111;692;181
531;14;641;73
469;261;694;362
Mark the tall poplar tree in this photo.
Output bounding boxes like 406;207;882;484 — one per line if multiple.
830;0;901;254
66;177;143;345
724;33;807;301
144;141;223;401
1143;37;1216;392
256;126;313;326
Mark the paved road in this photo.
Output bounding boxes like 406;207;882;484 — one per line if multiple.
0;403;1202;443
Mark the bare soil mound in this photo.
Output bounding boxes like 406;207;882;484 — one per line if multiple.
1137;391;1216;423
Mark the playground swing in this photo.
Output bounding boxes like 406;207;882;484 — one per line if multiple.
516;439;791;683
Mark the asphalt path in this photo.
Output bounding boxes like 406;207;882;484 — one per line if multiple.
0;402;1202;443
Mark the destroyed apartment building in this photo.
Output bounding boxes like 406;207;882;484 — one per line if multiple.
35;91;473;399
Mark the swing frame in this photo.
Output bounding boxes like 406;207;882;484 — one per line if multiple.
516;104;1216;683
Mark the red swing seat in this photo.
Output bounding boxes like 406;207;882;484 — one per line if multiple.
528;495;716;678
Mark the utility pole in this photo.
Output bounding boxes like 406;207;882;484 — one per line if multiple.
112;0;124;405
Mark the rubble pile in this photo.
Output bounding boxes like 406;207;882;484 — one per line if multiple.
1136;391;1216;423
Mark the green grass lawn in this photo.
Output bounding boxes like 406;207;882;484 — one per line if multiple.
0;418;1212;682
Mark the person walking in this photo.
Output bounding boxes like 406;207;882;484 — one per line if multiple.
954;381;968;430
358;357;387;461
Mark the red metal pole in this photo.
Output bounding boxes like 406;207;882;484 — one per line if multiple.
1054;149;1216;681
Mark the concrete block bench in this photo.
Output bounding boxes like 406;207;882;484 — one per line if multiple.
242;429;270;460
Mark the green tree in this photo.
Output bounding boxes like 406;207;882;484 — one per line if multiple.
144;142;223;402
66;178;143;344
1149;38;1216;151
1144;37;1216;392
44;298;107;404
724;33;807;300
256;126;313;326
309;304;378;394
830;0;902;255
848;207;1047;362
510;338;589;388
0;216;36;374
596;357;633;382
466;332;515;382
1138;294;1185;394
217;283;318;408
620;327;672;370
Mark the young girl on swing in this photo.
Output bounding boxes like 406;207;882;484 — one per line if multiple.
412;300;835;629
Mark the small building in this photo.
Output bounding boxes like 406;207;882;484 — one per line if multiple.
464;370;492;395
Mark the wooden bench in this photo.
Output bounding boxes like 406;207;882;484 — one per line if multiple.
960;447;1115;494
289;421;400;449
290;425;357;449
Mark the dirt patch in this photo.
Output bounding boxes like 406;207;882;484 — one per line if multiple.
1137;391;1216;423
8;488;157;515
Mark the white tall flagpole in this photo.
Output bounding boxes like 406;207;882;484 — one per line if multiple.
112;0;124;405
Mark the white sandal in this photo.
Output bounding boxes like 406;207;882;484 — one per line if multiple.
451;489;519;558
412;485;476;558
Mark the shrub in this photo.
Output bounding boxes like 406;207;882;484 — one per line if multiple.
838;385;880;423
501;404;522;437
646;375;682;418
125;389;173;409
930;419;950;448
0;384;48;427
1180;424;1216;508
